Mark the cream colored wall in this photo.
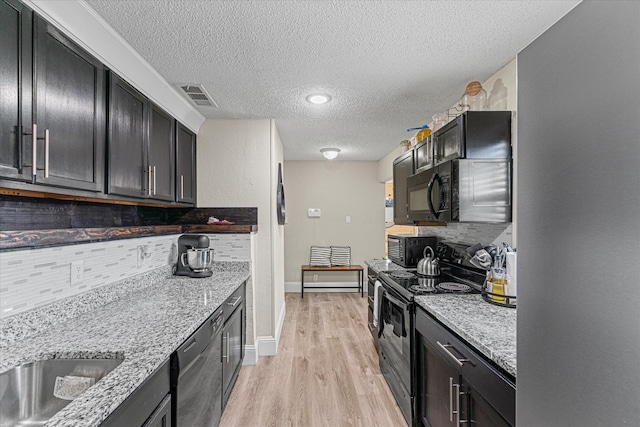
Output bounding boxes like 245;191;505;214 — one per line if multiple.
197;119;277;342
269;121;285;340
283;161;385;284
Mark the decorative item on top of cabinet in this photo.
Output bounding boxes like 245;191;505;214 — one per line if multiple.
1;2;106;192
175;122;196;205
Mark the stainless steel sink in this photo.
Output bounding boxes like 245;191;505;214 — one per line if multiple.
0;358;123;427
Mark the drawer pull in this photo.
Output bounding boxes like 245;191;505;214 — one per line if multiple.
227;296;242;307
182;338;197;353
437;341;468;367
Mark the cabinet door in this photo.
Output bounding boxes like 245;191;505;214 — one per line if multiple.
393;150;415;225
461;380;512;427
175;122;196;204
34;17;105;191
222;302;244;407
142;395;172;427
417;335;460;427
108;73;148;198
148;105;175;201
0;0;32;182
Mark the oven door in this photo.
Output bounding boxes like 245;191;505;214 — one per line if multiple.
378;284;413;424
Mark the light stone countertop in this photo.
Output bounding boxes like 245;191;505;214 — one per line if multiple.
0;262;250;427
414;294;517;378
364;258;406;275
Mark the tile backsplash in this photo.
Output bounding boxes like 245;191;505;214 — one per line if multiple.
0;233;251;318
417;223;513;247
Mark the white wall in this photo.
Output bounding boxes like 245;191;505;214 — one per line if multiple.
197;119;285;353
283;161;385;287
270;125;286;343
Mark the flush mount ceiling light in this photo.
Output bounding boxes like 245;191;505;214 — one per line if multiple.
320;148;341;160
306;93;331;105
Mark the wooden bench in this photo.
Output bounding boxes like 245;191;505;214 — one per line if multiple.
300;265;364;298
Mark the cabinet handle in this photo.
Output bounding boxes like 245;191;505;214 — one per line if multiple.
153;166;156;195
182;338;197;353
226;332;230;363
32;124;37;178
437;341;468;367
449;377;454;422
180;175;184;200
227;296;242;307
453;382;461;426
148;166;152;196
44;129;50;178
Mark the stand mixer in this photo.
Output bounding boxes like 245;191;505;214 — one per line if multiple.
174;234;214;278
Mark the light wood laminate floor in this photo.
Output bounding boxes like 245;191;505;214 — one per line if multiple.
220;292;407;427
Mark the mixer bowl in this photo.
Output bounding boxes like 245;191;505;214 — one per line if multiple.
181;248;214;272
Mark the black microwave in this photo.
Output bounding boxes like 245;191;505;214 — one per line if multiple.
407;159;512;223
387;234;437;268
433;111;512;165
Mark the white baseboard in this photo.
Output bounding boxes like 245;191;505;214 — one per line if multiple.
255;300;287;357
256;336;277;356
243;345;257;365
285;281;362;293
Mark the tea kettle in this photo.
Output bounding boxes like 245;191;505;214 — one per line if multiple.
417;246;441;277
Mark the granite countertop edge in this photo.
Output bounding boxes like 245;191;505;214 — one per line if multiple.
364;259;516;378
0;262;250;427
415;295;517;378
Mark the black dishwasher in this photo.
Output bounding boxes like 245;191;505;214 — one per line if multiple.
170;307;224;427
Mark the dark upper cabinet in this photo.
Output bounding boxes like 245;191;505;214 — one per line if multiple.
0;0;32;182
175;122;196;205
108;73;179;202
33;16;106;192
107;73;148;198
1;3;105;191
392;149;415;225
148;105;175;202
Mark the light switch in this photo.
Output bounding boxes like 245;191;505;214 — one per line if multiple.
308;208;321;218
346;215;351;223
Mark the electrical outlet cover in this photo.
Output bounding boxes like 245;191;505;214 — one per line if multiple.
71;261;84;285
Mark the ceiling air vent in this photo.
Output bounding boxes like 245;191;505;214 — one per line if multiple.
179;85;218;108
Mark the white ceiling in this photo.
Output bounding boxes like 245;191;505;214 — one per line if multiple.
84;0;579;161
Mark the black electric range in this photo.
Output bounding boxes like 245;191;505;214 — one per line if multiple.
376;241;487;426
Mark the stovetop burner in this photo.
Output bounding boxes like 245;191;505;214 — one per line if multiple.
408;284;438;295
389;271;416;280
437;282;472;292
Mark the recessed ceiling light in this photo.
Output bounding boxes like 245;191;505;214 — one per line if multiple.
306;94;331;105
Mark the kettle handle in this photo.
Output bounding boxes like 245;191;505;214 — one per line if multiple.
424;246;435;259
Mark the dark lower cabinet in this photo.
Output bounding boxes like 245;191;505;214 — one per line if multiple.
175;122;196;204
100;360;171;427
416;307;515;427
222;282;246;408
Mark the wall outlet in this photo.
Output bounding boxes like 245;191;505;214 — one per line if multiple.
70;260;84;285
346;215;351;223
313;273;318;282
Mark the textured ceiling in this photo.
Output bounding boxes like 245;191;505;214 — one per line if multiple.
84;0;579;161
